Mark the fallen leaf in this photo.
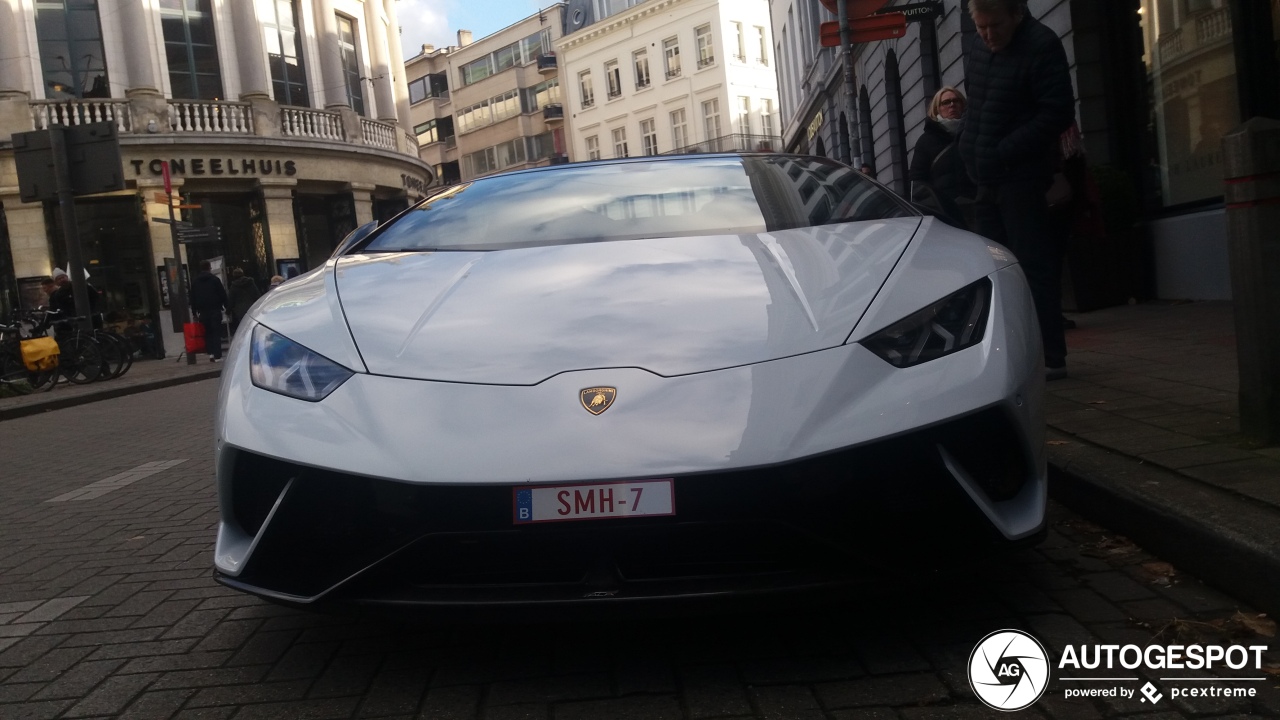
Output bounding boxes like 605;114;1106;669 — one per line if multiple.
1233;612;1277;638
1047;440;1071;446
1262;665;1280;677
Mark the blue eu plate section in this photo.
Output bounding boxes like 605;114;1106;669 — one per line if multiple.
514;488;533;524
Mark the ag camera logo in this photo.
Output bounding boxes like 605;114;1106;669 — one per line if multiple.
969;629;1051;711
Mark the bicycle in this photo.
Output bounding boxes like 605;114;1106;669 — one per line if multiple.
0;316;59;395
27;309;104;385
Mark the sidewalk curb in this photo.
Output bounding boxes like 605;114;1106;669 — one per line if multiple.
1047;428;1280;619
0;370;221;422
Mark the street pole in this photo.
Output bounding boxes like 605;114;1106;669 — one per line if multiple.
162;161;197;365
837;0;857;166
48;125;92;333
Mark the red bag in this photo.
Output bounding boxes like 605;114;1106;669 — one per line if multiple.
183;322;206;353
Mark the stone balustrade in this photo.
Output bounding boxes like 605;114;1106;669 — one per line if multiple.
3;95;415;158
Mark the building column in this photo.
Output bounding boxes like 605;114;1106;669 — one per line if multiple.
232;0;271;99
313;0;350;109
139;178;189;357
349;183;375;226
0;0;32;99
383;0;411;129
117;0;161;96
259;179;300;262
363;0;395;122
0;193;52;278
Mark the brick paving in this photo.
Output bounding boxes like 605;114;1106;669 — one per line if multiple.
1;381;1277;719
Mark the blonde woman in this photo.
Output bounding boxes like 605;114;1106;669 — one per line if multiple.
909;86;976;230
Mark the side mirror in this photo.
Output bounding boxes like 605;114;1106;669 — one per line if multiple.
331;220;380;258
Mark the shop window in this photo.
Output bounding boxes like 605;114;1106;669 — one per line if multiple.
1139;0;1239;207
885;51;909;196
858;84;875;173
35;0;112;99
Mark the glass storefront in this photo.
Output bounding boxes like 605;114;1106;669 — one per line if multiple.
44;196;159;327
1140;0;1240;208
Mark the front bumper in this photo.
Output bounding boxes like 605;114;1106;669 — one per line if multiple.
214;266;1046;607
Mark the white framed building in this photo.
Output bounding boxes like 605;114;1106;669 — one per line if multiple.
0;0;430;356
557;0;780;161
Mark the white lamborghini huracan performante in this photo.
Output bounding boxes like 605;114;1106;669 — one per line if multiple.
213;154;1047;608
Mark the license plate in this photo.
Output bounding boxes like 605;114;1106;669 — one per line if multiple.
513;480;675;524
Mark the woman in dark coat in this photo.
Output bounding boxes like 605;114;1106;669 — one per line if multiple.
226;267;261;335
909;86;976;230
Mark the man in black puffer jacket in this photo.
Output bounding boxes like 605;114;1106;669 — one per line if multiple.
960;0;1075;379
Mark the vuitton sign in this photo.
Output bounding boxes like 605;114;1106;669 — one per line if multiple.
130;158;299;177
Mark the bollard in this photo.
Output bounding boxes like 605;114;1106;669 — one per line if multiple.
1222;117;1280;446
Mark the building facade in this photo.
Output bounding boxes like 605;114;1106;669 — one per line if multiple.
557;0;780;161
0;0;430;356
774;0;1280;305
406;6;569;189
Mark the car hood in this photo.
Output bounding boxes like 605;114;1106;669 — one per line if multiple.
335;218;921;384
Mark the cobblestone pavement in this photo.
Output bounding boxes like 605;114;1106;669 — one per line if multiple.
0;381;1276;719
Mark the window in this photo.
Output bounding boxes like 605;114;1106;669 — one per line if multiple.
409;74;448;104
605;59;622;99
593;0;643;19
612;127;629;158
663;37;681;79
640;118;658;155
365;156;914;253
1139;0;1239;207
761;99;775;137
586;135;600;160
702;98;721;141
262;0;309;106
737;96;751;135
160;0;223;100
579;70;595;108
35;0;111;99
670;108;688;151
463;137;527;179
733;22;746;62
414;119;440;144
695;24;714;69
756;26;769;65
491;88;519;123
336;14;364;115
458;29;549;87
456;98;490;134
634;49;650;89
520;77;560;113
528;132;557;161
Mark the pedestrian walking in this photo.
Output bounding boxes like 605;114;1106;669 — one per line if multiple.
268;274;285;289
189;260;228;362
910;86;976;230
226;268;261;335
959;0;1076;380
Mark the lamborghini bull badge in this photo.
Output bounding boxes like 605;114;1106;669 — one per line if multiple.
580;387;617;415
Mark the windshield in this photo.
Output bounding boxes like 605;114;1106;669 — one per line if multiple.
362;155;915;252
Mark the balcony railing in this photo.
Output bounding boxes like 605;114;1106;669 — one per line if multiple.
18;98;420;158
169;100;253;133
665;67;681;80
542;104;564;122
1157;7;1232;66
280;106;344;140
537;54;558;74
662;133;781;156
361;118;398;150
30;99;133;133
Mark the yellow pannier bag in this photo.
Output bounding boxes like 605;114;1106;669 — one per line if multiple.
20;337;60;371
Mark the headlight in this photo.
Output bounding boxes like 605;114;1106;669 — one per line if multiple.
250;325;353;401
861;278;992;368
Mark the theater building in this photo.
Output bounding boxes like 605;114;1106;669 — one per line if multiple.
772;0;1280;306
0;0;431;356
